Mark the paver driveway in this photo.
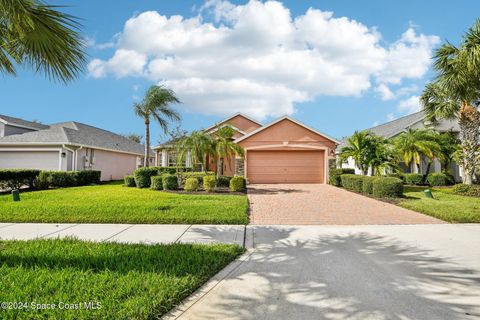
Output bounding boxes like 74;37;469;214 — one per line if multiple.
248;184;443;225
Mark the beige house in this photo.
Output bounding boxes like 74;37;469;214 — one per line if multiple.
0;114;152;181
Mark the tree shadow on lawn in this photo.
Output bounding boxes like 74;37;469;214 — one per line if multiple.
191;226;480;320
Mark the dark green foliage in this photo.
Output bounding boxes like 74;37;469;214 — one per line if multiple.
178;172;214;187
203;175;216;192
134;167;159;188
150;176;164;190
386;173;405;182
0;169;40;190
216;176;232;188
372;177;403;198
35;171;50;190
35;170;101;189
329;168;355;186
158;166;193;175
124;175;136;187
340;174;364;193
362;176;376;195
452;184;480;197
427;173;452;186
184;178;199;192
74;170;101;185
404;173;424;185
230;176;246;192
162;174;178;190
44;171;77;188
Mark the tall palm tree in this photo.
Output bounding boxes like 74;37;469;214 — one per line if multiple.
212;126;244;177
435;131;460;174
339;131;373;175
134;85;181;167
420;19;480;184
176;131;214;172
368;136;397;176
1;0;86;82
392;129;440;174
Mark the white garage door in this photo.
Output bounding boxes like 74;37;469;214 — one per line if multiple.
0;151;59;170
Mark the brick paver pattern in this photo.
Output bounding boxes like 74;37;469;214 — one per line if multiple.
248;184;444;225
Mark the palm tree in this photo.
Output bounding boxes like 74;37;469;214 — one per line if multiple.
134;85;181;167
435;131;460;174
176;131;214;172
1;0;86;82
212;126;244;177
339;131;373;175
392;128;440;174
368;136;398;176
420;20;480;184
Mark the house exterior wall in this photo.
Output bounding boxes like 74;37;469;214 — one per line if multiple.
75;148;139;181
0;146;62;170
221;115;261;133
0;124;36;137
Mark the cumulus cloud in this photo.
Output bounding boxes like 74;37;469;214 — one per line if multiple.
375;84;395;100
397;95;421;114
88;0;439;119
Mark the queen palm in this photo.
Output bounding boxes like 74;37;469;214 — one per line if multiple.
1;0;86;82
368;136;397;176
420;19;480;184
212;126;244;177
134;85;181;167
176;131;214;172
392;129;440;174
339;131;374;175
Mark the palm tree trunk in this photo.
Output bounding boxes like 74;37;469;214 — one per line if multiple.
217;158;224;178
144;118;150;167
458;103;480;185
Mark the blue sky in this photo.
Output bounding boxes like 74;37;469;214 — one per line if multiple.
2;0;479;144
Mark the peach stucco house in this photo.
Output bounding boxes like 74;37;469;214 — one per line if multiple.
153;113;339;184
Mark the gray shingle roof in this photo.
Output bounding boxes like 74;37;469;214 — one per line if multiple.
366;111;426;138
0;114;49;130
0;121;151;156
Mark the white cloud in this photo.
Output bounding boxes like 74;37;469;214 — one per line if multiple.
375;84;395;100
87;0;439;119
397;95;421;114
387;113;396;121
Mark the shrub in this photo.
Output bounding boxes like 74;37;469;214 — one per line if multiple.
372;177;403;198
386;173;405;182
426;173;451;187
124;175;136;187
133;167;159;188
340;174;364;192
362;176;376;195
230;176;246;192
162;174;178;190
0;169;40;190
203;175;216;192
216;176;231;188
35;171;50;190
46;171;77;188
404;173;424;185
452;184;480;197
184;178;199;192
150;176;163;190
157;166;194;175
75;170;101;185
329;168;355;186
178;172;214;187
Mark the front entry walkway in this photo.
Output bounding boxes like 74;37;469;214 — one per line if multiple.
248;184;443;225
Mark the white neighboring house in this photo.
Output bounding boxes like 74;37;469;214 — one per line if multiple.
0;114;153;181
339;111;464;182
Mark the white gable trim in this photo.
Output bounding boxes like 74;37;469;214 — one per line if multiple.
234;116;341;144
204;112;262;132
206;123;246;135
0;117;45;131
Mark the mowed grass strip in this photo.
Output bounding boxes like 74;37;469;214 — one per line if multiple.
0;182;248;224
0;238;244;319
399;186;480;223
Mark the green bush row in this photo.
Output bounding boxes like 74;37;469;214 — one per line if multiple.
329;168;355;186
135;174;246;193
133;166;195;188
0;169;40;190
452;184;480;197
340;174;403;198
0;169;101;190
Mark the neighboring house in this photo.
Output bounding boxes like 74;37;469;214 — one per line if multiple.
0;116;153;181
339;111;463;181
154;113;339;184
0;114;49;137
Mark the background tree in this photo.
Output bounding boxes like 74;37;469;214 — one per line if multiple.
421;19;480;184
0;0;86;82
176;131;214;172
212;126;244;177
122;133;143;144
134;85;181;167
339;131;373;175
435;131;461;174
368;136;397;176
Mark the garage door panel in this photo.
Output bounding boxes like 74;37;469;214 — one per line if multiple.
0;151;59;170
247;150;324;184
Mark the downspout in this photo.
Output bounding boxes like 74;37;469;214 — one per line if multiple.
63;145;76;171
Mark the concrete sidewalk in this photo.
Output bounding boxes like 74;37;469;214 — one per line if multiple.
0;223;245;246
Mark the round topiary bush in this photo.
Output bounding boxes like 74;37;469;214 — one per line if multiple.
372;177;403;198
134;167;159;188
184;177;199;192
404;173;424;185
203;175;216;192
162;174;178;190
230;176;246;192
150;176;163;190
124;175;136;187
426;173;450;186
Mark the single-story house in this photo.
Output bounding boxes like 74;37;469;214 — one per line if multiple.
339;111;463;181
0;114;153;181
153;113;339;184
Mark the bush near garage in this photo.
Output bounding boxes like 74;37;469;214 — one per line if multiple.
203;175;216;192
404;173;424;185
230;176;246;192
0;169;40;190
340;174;364;192
74;170;101;185
372;177;403;198
361;176;376;195
150;176;164;190
124;175;136;187
452;184;480;197
216;176;232;188
426;173;452;187
36;170;102;189
329;168;355;186
162;174;178;190
184;178;199;192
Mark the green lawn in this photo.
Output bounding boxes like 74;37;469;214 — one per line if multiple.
399;186;480;223
0;182;249;224
0;238;243;319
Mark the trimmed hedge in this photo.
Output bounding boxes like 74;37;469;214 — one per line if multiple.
340;174;364;193
158;166;193;175
35;171;50;190
404;173;424;185
45;171;77;188
216;176;231;188
452;184;480;197
329;168;355;186
372;177;403;198
75;170;101;185
362;176;376;195
150;176;163;190
386;173;405;183
426;173;451;187
0;169;40;190
230;176;246;192
133;167;159;188
178;172;214;187
124;175;136;187
184;177;199;192
203;175;216;192
162;174;178;190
